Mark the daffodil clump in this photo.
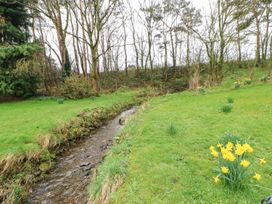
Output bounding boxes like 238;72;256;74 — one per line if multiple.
210;140;266;190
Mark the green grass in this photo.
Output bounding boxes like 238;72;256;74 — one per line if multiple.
110;84;272;203
90;69;272;203
0;91;136;157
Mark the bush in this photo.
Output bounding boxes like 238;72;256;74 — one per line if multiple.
234;81;241;89
209;134;266;190
243;78;252;85
0;70;40;98
260;75;271;82
197;86;205;94
166;79;187;93
61;74;94;99
227;98;234;104
221;104;233;113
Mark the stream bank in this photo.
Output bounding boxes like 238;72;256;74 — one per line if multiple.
27;107;137;204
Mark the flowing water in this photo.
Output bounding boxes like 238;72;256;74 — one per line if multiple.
27;107;137;204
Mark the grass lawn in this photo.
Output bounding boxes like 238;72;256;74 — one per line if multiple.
97;82;272;203
0;91;136;158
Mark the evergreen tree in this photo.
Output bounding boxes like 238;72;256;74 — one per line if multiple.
0;0;30;44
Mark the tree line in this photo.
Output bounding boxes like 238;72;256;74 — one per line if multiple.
0;0;271;97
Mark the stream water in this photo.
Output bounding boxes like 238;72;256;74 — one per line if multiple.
27;107;137;204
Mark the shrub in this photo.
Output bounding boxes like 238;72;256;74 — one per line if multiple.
209;134;267;190
260;75;271;82
61;74;94;99
221;104;233;113
166;79;187;93
197;86;205;94
234;81;241;89
243;78;252;85
227;98;234;104
0;70;40;98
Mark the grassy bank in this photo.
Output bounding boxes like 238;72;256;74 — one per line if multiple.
0;90;140;203
90;71;272;203
0;91;136;158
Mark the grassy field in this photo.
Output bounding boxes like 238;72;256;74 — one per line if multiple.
90;71;272;203
0;91;136;157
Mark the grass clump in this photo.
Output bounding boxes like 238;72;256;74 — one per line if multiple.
227;97;234;104
167;123;177;136
221;103;233;113
57;98;64;104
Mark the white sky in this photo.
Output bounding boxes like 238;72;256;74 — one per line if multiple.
41;0;256;71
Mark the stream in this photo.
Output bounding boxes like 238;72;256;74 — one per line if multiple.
27;107;137;204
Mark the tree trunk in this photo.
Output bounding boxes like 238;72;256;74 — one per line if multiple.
91;46;99;95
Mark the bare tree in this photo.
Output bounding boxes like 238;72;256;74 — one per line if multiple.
70;0;119;94
38;0;71;77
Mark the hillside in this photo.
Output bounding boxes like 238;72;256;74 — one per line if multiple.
90;78;272;203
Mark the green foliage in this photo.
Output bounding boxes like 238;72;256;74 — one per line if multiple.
234;81;241;89
221;104;233;113
219;133;243;146
260;75;271;82
166;79;187;93
61;74;94;99
0;70;40;97
197;86;206;94
0;44;41;68
243;78;252;85
0;0;30;44
0;44;42;97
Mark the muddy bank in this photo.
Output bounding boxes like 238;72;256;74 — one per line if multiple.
27;107;136;204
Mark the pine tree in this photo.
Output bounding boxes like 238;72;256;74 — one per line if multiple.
0;0;30;44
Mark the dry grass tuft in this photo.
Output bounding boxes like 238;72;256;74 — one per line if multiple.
89;176;124;204
0;154;25;174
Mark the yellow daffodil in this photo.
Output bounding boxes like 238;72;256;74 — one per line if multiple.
221;148;236;161
209;146;218;158
217;143;223;149
213;175;220;183
211;150;218;158
243;143;253;153
221;166;229;174
226;142;234;151
253;173;261;181
235;143;245;156
240;159;250;168
259;158;267;166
